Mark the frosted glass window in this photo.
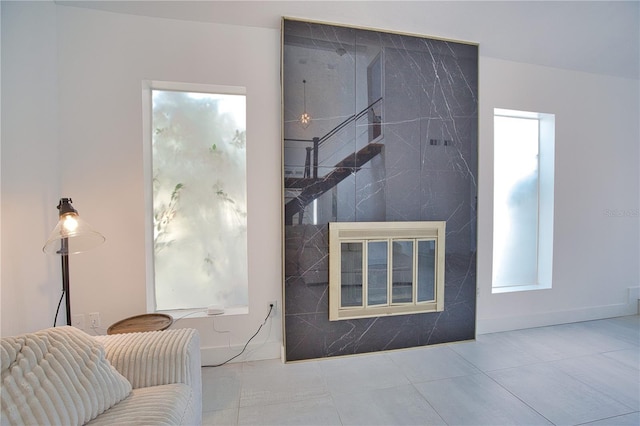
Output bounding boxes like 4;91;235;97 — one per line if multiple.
493;115;539;286
151;86;247;311
492;109;555;292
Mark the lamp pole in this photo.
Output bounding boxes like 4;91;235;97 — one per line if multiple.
44;198;105;327
60;237;71;326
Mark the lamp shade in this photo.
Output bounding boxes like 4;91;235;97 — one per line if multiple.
43;198;105;255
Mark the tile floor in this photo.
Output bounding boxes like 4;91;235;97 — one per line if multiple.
202;315;639;425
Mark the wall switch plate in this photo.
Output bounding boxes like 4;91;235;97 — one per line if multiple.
89;312;101;328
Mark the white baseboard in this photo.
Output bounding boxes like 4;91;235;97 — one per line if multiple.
477;287;640;335
200;340;282;366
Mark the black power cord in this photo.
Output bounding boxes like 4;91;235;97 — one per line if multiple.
203;303;274;368
53;290;66;327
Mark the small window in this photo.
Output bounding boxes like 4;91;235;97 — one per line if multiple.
492;108;555;293
329;221;445;321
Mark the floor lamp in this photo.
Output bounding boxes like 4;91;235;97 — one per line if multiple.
43;198;105;326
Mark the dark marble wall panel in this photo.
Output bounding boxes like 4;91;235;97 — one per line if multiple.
283;19;478;362
354;157;387;222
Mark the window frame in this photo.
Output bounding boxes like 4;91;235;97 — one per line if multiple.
492;108;555;294
329;221;445;321
142;80;248;313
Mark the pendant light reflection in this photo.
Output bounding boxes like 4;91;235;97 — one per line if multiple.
299;79;311;129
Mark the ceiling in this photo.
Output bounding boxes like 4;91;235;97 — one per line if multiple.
55;1;639;79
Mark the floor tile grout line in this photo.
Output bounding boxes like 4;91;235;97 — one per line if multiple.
327;387;345;426
572;412;640;426
546;358;640;413
383;349;450;424
479;366;557;426
407;380;450;426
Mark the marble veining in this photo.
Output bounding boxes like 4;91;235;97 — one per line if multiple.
283;19;478;361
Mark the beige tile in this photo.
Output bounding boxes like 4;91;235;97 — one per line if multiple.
334;383;446;425
415;373;552;425
238;395;341;426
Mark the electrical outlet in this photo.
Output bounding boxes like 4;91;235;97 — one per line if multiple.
72;314;85;330
268;301;277;317
89;312;101;329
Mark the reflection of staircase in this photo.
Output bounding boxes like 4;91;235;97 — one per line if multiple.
285;143;383;225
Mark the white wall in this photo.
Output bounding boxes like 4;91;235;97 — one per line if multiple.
477;58;640;333
1;1;61;334
1;3;283;362
1;1;638;359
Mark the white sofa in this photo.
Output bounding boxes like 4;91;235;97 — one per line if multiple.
1;326;202;425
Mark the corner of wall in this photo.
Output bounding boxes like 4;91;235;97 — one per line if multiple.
629;286;640;315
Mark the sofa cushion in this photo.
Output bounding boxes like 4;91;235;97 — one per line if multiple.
1;326;132;425
85;383;195;426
